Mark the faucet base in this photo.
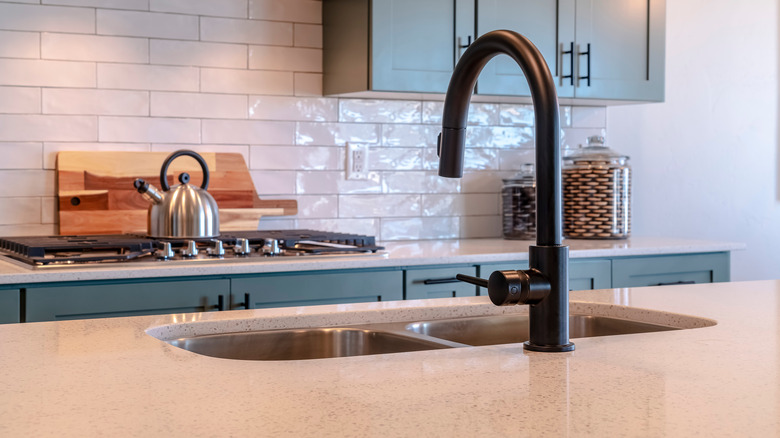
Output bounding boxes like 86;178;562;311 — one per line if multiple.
523;341;575;353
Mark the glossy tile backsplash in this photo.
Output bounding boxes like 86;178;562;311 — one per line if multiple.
0;0;606;241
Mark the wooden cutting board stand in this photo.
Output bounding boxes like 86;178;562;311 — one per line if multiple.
56;151;297;235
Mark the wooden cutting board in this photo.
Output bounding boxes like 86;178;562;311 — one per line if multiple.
57;151;297;235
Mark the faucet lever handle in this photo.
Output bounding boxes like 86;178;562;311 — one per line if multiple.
455;273;488;288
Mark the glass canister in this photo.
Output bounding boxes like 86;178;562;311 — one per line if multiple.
563;136;631;239
502;163;536;240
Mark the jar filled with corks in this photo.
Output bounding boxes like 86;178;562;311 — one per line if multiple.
563;136;631;239
502;163;536;240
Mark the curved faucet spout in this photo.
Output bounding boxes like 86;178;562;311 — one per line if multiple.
437;30;573;352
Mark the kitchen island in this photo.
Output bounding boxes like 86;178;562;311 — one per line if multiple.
0;279;777;436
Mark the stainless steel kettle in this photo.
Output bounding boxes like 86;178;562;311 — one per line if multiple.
133;150;220;238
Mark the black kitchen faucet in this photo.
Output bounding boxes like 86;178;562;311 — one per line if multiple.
437;30;573;352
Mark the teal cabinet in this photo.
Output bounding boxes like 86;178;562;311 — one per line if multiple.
478;259;610;291
405;266;477;299
477;0;665;101
323;0;474;95
24;279;229;322
611;252;729;287
231;270;402;309
0;289;20;324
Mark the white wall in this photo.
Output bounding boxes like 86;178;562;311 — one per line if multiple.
607;0;780;281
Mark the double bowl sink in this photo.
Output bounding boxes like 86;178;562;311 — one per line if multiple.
165;313;683;361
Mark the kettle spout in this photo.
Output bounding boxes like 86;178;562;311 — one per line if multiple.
133;178;163;205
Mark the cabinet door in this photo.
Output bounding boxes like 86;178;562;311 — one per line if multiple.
405;266;477;300
567;0;665;101
371;0;474;93
612;253;729;288
569;259;611;290
24;279;228;322
0;289;20;324
475;0;564;97
231;270;402;309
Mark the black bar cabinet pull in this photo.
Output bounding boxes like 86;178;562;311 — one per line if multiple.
561;42;574;86
214;295;224;311
242;293;251;309
422;277;461;285
578;43;591;86
459;35;472;49
656;280;696;286
455;274;489;288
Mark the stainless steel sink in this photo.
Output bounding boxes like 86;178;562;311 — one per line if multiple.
405;314;679;346
167;327;456;361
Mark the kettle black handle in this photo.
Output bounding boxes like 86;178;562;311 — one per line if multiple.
159;150;210;191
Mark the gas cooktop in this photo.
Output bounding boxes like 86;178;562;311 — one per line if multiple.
0;230;385;269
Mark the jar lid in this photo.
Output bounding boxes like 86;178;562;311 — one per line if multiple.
502;162;535;184
564;136;628;162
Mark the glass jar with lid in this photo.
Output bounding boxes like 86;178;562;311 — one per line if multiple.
502;163;536;240
563;136;631;239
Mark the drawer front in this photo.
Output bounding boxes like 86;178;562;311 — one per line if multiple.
0;289;20;324
612;252;730;287
405;266;477;300
232;270;402;309
25;279;229;322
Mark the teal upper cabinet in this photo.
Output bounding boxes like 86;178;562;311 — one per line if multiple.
476;0;665;102
323;0;475;95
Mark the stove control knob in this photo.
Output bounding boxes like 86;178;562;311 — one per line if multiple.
207;240;225;257
234;238;251;255
157;242;175;260
262;238;282;256
181;240;198;257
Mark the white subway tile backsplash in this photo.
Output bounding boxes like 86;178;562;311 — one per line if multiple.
339;194;420;218
561;127;607;150
151;144;250;164
0;30;39;58
0;115;96;142
151;92;246;119
371;148;423;171
250;170;296;195
0;197;41;225
250;145;341;170
571;106;607;128
497;148;535;171
0;170;55;196
0;59;95;87
0;142;42;169
44;0;148;10
201;17;292;46
202;120;294;145
43;89;148;116
150;40;246;69
382;171;460;194
249;96;338;122
97;10;198;40
41;197;57;224
293;73;322;96
466;126;534;148
249;0;322;24
422;193;498;217
42;33;148;63
296;171;380;195
0;87;40;113
0;223;57;235
294;24;322;48
0;3;95;33
422;101;499;126
380;217;459;241
201;68;294;95
499;104;534;126
340;99;421;124
296;218;378;237
460;215;501;238
461;172;503;194
381;124;436;147
249;45;321;73
296;122;380;146
295;195;338;218
99;116;200;143
98;64;199;92
151;0;248;18
43;142;150;169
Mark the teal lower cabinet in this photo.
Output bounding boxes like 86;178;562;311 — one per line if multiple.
405;266;477;300
24;279;229;322
569;259;612;290
0;289;20;324
611;252;730;287
231;269;402;309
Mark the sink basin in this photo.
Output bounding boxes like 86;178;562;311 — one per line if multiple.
405;314;679;346
167;327;455;361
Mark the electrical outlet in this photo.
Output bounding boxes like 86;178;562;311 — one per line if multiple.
346;143;370;180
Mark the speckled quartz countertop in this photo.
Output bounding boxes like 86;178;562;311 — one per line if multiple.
0;279;777;436
0;236;744;285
